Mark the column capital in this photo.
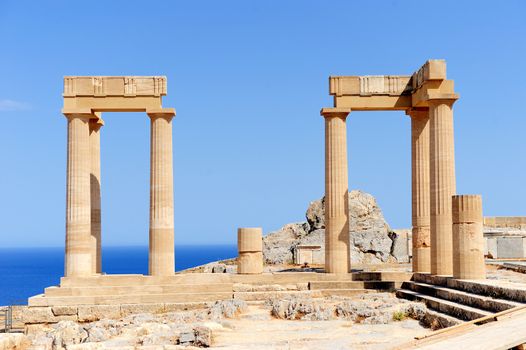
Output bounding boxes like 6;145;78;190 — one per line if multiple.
147;108;176;120
320;107;351;119
426;94;459;107
62;108;103;123
89;112;104;130
62;108;94;121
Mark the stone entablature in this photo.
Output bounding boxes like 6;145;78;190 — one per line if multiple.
329;75;412;96
328;60;457;111
63;76;168;112
64;76;167;97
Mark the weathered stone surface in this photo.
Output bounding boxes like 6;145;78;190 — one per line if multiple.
194;325;212;347
78;305;121;322
52;320;88;349
84;319;121;343
51;306;78;316
208;300;247;319
263;223;308;264
137;322;177;346
0;333;29;350
269;297;332;321
21;307;57;324
263;190;398;265
120;303;164;316
390;229;412;263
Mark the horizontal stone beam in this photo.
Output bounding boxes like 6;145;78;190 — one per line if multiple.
329;76;412;97
63;76;167;97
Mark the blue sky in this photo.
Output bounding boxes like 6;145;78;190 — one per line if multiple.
0;1;524;247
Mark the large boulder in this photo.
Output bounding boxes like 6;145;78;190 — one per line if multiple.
263;190;398;265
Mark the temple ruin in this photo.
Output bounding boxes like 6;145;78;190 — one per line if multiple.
12;60;526;349
321;60;462;275
62;76;176;277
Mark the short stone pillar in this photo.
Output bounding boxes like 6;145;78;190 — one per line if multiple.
237;228;263;274
452;195;485;279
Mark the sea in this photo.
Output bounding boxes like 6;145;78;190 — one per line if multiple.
0;245;237;306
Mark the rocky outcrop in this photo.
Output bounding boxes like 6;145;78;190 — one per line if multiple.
25;300;248;349
268;293;426;325
263;190;400;265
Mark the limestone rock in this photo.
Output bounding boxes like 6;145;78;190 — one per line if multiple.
0;333;29;350
208;300;247;319
84;319;121;343
262;223;308;264
269;297;332;321
263;190;399;265
194;325;212;347
51;321;88;349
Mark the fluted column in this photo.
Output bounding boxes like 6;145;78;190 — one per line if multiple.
147;109;176;276
89;117;103;274
429;99;457;275
321;108;350;274
409;108;431;273
64;111;93;277
453;195;485;279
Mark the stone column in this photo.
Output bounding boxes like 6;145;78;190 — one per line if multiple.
64;111;93;277
321;108;350;274
429;99;457;275
147;109;176;276
237;227;263;274
409;108;431;273
453;195;485;279
89;117;103;274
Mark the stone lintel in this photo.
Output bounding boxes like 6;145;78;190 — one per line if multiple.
334;95;412;111
63;76;167;97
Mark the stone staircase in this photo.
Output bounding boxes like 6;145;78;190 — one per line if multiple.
29;271;412;307
397;273;526;322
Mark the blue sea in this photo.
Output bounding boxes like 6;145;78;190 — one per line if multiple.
0;245;237;306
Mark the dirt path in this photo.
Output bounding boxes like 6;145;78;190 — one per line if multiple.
210;304;429;349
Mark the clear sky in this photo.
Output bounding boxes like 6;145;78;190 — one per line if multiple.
0;1;524;247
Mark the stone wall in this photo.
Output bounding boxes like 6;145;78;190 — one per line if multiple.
484;217;526;230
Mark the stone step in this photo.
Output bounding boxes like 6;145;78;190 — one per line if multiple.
60;274;233;287
396;289;493;321
309;280;398;291
420;308;464;329
28;292;234;307
413;273;526;303
352;271;413;282
44;283;234;296
318;289;374;297
403;281;523;313
233;290;322;301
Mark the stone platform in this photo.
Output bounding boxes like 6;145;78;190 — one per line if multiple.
16;271;412;327
29;271;411;307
